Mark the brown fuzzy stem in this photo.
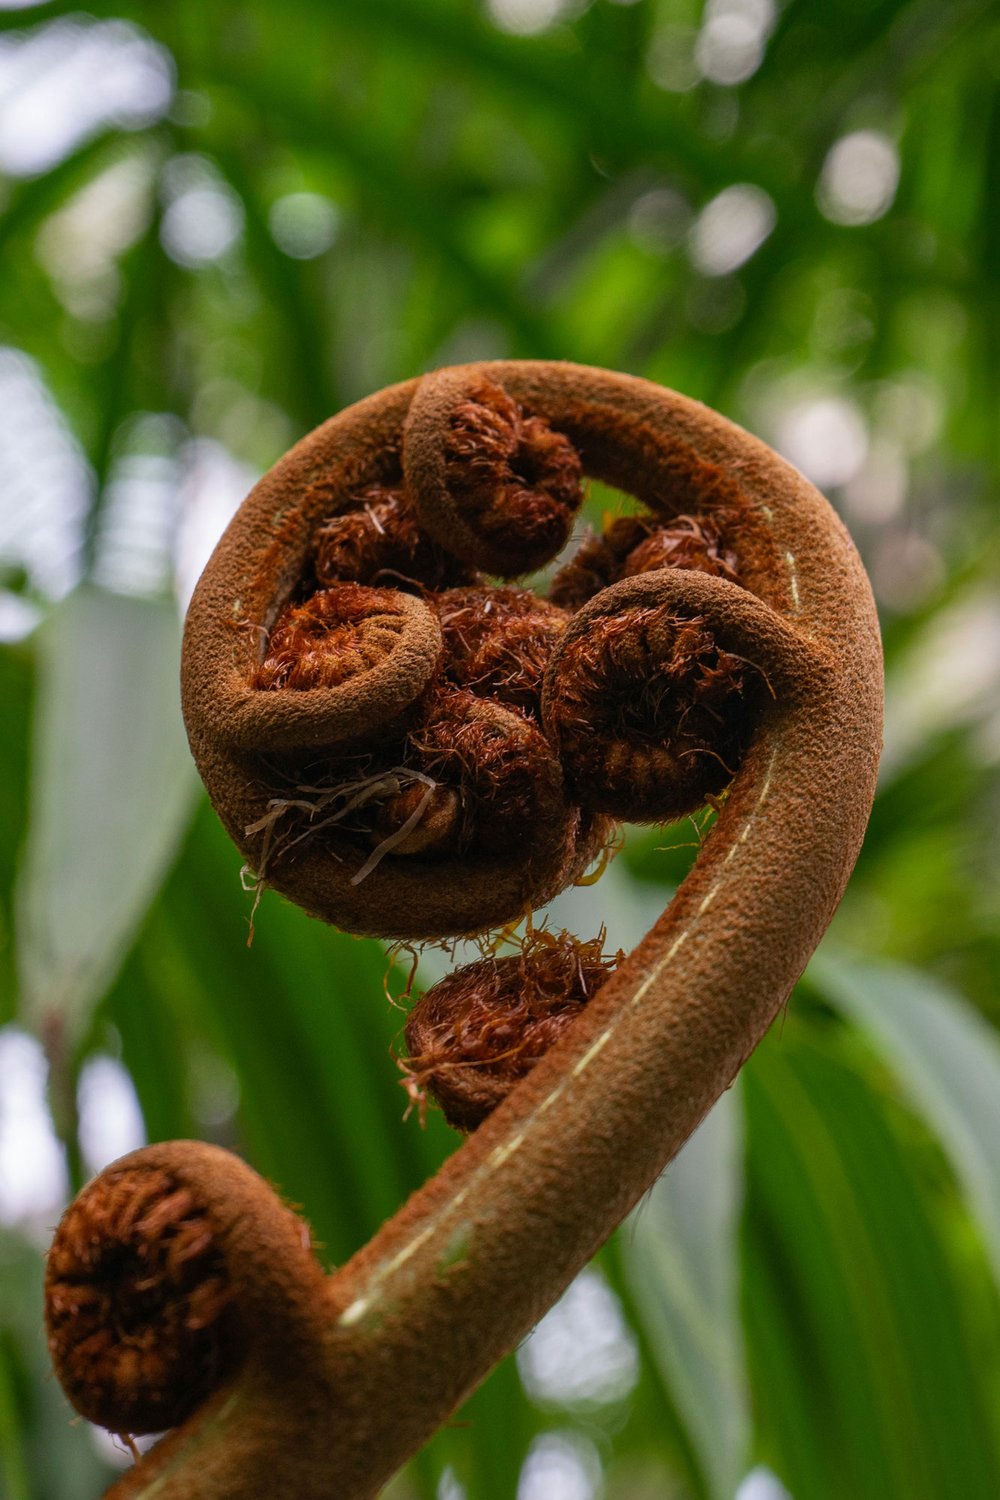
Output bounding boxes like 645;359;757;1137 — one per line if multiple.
61;362;881;1499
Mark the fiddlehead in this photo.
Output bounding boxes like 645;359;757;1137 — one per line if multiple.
403;368;585;576
45;1142;335;1494
46;361;882;1500
542;575;759;822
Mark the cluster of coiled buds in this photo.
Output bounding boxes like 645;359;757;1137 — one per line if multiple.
181;363;756;1123
43;361;883;1499
189;379;752;897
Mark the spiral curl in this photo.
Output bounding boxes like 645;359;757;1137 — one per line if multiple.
83;360;887;1500
403;369;585;577
312;481;474;592
430;584;569;719
181;373;610;941
543;601;755;823
45;1164;235;1435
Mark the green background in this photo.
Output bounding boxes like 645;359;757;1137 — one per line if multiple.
0;1;998;1497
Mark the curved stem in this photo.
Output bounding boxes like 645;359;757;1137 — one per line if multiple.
75;364;882;1498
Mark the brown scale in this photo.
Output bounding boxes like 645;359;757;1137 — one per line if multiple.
544;604;753;823
252;584;410;692
442;377;584;575
374;686;555;860
549;511;740;611
44;1164;235;1435
430;584;569;719
313;483;474;592
402;930;621;1132
395;687;560;858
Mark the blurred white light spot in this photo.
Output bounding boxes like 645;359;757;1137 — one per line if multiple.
627;187;692;254
78;1054;146;1176
174;438;257;608
690;183;775;276
883;593;1000;774
775;395;868;489
517;1432;602;1500
486;0;579;35
0;589;42;642
92;414;187;599
161;181;244;267
518;1268;639;1408
818;130;899;226
870;529;944;614
647;25;700;93
269;192;340;259
696;0;774;85
437;1467;467;1500
736;1467;793;1500
842;440;907;523
0;346;91;600
191;1050;240;1130
36;153;154;321
873;374;944;455
0;1026;67;1241
0;18;173;177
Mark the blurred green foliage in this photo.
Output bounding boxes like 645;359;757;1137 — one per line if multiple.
0;1;998;1497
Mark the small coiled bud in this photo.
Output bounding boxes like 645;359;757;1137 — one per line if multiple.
404;369;584;577
549;511;739;611
313;482;474;592
45;1163;236;1435
402;930;621;1131
409;687;570;859
253;583;420;693
432;584;569;719
543;599;753;822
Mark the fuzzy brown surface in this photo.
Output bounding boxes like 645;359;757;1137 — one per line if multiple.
46;1142;340;1498
252;583;416;692
431;584;569;719
550;511;740;611
120;361;888;1500
403;370;583;576
407;687;570;858
403;931;620;1131
180;373;598;939
45;1164;235;1434
544;602;752;821
312;482;474;592
190;585;443;755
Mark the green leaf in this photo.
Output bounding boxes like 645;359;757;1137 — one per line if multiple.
0;1333;32;1500
0;1229;117;1499
16;586;195;1043
0;644;33;1021
811;951;1000;1291
743;1023;1000;1500
620;1089;749;1500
